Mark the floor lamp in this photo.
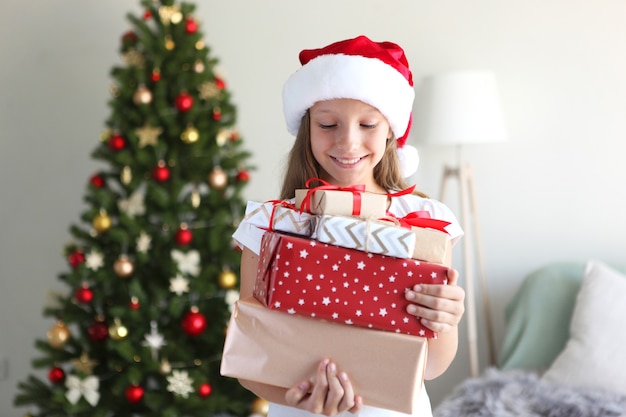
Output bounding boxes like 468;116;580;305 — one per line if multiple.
412;70;507;377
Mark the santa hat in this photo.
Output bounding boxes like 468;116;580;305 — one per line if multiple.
282;35;420;177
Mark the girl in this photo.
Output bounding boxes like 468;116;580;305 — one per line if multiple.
232;35;465;417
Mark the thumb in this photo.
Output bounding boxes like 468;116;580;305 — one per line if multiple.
447;268;459;286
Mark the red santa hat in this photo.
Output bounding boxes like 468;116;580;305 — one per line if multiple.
282;35;419;177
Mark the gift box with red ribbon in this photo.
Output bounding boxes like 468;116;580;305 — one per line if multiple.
253;231;449;337
313;212;451;263
242;200;315;236
294;178;390;218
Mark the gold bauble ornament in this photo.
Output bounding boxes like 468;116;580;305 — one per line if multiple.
251;397;270;416
180;125;199;144
47;320;71;349
114;255;134;278
108;318;128;340
93;210;112;233
165;36;175;50
133;84;153;105
207;167;228;189
218;269;237;289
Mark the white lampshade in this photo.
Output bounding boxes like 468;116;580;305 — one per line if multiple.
412;70;508;146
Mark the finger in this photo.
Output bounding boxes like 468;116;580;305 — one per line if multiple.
306;358;331;413
336;371;356;412
348;395;364;413
285;379;311;407
447;268;459;285
323;362;345;414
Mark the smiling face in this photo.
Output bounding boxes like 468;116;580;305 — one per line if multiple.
309;98;391;193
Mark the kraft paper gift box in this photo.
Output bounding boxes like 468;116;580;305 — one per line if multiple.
220;296;428;414
241;200;315;236
294;187;387;218
253;231;449;338
314;214;452;263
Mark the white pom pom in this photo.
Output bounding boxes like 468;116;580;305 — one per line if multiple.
396;144;419;178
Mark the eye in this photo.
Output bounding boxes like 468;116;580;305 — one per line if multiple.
318;123;337;129
360;123;378;129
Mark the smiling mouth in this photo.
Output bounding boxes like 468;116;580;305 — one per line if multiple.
331;156;365;166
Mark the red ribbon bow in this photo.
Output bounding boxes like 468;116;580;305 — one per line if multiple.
264;200;296;231
389;211;451;234
300;178;366;216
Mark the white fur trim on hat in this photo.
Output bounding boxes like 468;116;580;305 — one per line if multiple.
283;54;415;140
396;144;419;178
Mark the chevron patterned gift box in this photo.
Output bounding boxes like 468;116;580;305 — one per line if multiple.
242;200;314;236
314;214;451;263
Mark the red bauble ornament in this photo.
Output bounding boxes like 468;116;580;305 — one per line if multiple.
88;320;109;342
108;134;126;151
212;108;222;120
48;366;65;384
198;382;212;398
236;170;250;182
175;226;193;246
174;92;194;112
121;31;137;45
68;250;85;269
143;10;152;20
89;173;105;188
151;69;161;82
152;162;170;182
125;384;145;403
185;18;198;34
181;308;207;337
75;285;93;304
215;77;225;90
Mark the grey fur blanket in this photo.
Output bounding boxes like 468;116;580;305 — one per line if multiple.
433;368;626;417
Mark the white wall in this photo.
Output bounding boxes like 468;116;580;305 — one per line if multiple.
2;1;626;415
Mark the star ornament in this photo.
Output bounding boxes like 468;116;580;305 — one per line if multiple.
171;249;200;276
122;49;145;68
71;352;99;375
198;81;220;100
142;320;166;360
135;124;162;147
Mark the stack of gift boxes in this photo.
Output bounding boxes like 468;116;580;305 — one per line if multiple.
221;182;452;413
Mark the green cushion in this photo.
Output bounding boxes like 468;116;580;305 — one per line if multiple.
498;262;626;371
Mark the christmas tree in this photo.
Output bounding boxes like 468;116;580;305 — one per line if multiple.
14;1;263;416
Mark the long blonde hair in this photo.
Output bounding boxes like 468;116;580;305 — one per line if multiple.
279;111;426;200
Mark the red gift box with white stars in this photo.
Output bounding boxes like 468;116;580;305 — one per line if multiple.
253;231;449;338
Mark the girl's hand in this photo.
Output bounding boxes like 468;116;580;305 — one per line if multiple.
404;267;465;333
285;358;363;416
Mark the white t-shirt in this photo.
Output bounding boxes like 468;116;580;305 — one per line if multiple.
231;193;463;417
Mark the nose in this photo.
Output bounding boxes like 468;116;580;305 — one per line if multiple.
334;125;360;152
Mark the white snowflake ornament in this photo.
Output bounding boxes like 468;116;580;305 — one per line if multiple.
166;370;194;398
85;250;104;271
169;274;189;296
